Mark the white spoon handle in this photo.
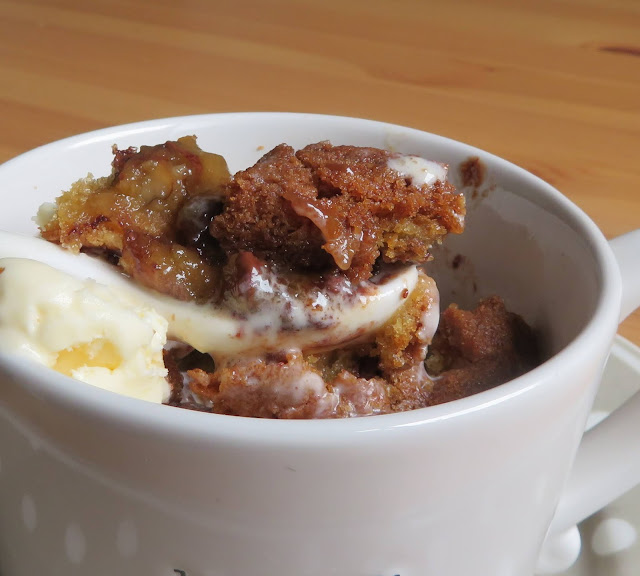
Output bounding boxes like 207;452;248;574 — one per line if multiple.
0;231;419;356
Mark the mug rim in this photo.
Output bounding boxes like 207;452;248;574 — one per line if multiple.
0;112;624;442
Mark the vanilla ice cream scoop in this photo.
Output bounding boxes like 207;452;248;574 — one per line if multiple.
0;257;169;403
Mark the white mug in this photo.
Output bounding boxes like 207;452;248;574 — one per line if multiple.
0;113;639;576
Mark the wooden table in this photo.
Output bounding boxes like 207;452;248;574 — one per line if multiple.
1;0;639;346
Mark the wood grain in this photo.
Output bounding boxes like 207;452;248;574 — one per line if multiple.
1;0;638;345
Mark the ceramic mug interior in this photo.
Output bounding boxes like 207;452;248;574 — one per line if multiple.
0;113;605;361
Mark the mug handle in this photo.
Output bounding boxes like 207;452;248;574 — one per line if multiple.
548;229;640;536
